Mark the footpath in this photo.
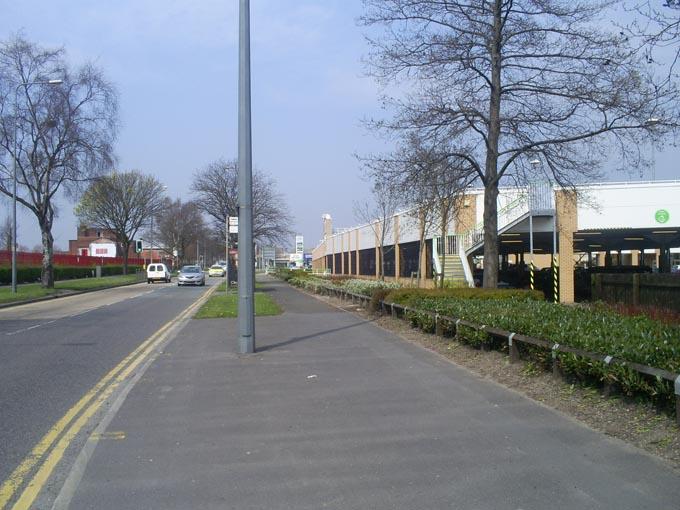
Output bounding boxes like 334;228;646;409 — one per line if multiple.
51;278;680;509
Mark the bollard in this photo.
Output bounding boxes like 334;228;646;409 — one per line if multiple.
551;343;561;379
508;333;519;363
552;255;559;304
391;304;397;319
435;314;443;336
602;356;615;396
480;325;491;351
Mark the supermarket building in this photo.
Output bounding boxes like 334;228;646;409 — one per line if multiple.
311;181;680;303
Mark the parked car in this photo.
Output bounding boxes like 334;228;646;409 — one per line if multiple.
208;264;226;277
147;263;171;284
177;265;205;286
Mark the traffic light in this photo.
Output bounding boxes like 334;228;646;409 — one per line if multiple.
135;239;143;253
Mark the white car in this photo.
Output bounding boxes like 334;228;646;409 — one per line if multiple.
147;263;171;283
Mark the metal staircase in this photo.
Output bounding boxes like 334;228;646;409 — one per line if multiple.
452;182;556;287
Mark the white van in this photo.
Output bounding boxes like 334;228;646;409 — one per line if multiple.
147;263;171;283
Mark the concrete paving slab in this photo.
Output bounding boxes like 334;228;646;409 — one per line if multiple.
63;280;680;509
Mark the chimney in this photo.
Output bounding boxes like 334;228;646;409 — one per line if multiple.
322;214;333;238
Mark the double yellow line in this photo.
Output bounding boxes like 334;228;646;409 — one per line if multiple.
0;286;216;510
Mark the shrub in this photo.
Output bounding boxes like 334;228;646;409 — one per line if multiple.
386;287;543;304
286;275;340;296
0;266;42;285
0;264;143;285
369;287;392;313
343;279;401;296
275;268;314;282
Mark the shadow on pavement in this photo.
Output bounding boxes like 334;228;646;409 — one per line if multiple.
257;316;377;352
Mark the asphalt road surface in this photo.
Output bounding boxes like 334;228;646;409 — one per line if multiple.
0;276;218;486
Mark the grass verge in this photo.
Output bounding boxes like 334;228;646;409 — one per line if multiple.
194;289;282;319
0;274;142;304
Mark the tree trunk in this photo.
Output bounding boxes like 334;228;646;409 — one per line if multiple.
482;183;499;288
417;211;426;287
39;221;54;288
482;0;503;289
439;208;449;289
121;242;130;275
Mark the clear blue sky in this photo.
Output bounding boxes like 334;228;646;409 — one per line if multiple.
2;1;678;252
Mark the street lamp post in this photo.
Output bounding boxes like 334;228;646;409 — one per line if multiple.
238;0;255;353
646;118;660;181
12;79;62;294
529;159;540;291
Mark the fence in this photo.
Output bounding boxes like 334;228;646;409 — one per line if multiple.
0;251;144;268
592;273;680;312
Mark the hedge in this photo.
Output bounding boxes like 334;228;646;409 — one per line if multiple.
275;268;313;282
386;290;680;405
0;265;143;285
387;287;544;303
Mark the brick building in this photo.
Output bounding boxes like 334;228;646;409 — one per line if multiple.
68;226;137;259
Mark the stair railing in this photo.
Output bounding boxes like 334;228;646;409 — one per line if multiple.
460;194;530;253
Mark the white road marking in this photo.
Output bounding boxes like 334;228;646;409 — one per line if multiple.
1;285;175;336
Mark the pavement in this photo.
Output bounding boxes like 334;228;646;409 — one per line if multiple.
49;277;680;509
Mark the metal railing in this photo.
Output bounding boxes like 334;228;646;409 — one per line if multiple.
435;234;462;257
460;194;529;252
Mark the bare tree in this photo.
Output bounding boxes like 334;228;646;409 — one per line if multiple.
626;0;680;81
0;35;118;287
75;171;167;273
156;198;204;267
191;159;293;246
354;178;402;280
361;133;475;286
361;0;678;287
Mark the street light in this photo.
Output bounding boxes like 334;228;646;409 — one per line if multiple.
238;0;255;353
12;78;63;294
528;159;541;290
645;118;660;181
149;185;167;265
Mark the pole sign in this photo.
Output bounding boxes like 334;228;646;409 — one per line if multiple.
295;235;304;254
229;216;239;234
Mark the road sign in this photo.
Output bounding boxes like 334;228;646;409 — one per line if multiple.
229;216;239;234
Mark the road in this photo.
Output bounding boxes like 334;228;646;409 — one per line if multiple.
0;277;218;486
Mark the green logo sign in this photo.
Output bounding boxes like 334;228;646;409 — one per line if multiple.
655;209;670;224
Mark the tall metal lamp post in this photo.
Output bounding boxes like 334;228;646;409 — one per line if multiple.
528;159;541;291
238;0;255;353
646;117;660;181
12;78;63;294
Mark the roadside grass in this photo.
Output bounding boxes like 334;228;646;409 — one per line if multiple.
195;288;282;319
0;274;142;304
212;281;265;292
56;274;140;290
